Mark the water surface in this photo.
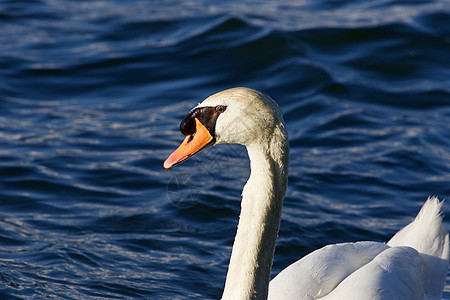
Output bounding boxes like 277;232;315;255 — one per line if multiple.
0;0;449;298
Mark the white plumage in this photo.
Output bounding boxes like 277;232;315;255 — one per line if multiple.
269;197;449;300
165;87;449;300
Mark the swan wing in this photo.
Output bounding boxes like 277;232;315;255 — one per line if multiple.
320;246;425;300
269;198;449;300
388;197;449;299
387;197;449;300
268;241;389;300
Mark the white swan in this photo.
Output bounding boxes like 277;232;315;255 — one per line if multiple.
163;87;449;300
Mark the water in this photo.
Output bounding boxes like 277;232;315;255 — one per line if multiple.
0;0;449;298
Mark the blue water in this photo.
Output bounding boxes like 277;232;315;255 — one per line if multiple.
1;0;449;298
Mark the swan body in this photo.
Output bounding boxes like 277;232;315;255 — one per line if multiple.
164;87;449;300
269;198;449;300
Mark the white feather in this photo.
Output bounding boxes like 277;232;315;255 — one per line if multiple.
185;88;449;300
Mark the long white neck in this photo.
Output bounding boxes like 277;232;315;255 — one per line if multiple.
222;127;289;300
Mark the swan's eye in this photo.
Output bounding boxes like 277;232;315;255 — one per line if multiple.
215;105;227;113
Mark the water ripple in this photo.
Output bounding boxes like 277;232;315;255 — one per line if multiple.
0;0;449;298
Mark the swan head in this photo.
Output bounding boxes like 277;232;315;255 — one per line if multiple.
163;87;286;170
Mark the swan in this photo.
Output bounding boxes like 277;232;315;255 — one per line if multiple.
163;87;449;300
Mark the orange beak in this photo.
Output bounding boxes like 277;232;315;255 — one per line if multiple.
163;118;214;171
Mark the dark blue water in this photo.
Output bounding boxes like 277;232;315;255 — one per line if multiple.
1;0;449;298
